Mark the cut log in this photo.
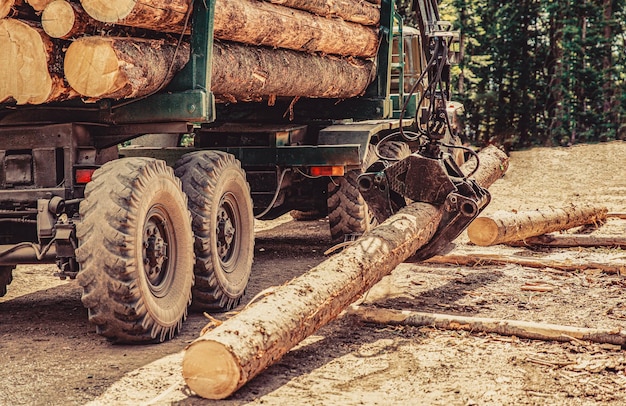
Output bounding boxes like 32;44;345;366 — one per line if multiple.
41;0;103;39
211;41;375;103
467;204;608;246
181;145;508;400
508;233;626;249
348;306;626;347
214;0;378;58
0;0;16;18
25;0;52;11
0;18;77;104
79;0;190;33
0;0;36;20
423;253;626;275
267;0;381;26
64;36;190;100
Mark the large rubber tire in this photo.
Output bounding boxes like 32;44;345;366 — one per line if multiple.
327;141;410;243
0;266;14;297
76;158;194;343
174;151;254;311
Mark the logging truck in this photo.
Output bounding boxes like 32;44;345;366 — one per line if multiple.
0;0;489;343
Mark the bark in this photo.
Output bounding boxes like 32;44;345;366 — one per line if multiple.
0;18;77;104
63;36;190;100
609;213;626;220
423;253;625;275
467;204;608;246
211;41;375;103
214;0;378;58
181;146;509;400
508;234;626;249
41;0;103;39
349;306;626;347
267;0;380;26
79;0;190;33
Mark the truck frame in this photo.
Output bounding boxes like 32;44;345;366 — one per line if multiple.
0;0;479;343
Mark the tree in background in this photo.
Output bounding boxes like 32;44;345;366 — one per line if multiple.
400;0;626;148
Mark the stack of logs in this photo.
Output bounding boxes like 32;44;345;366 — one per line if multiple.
0;0;381;105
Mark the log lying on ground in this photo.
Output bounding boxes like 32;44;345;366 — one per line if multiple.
267;0;380;26
423;253;626;275
508;234;626;249
467;204;608;246
64;36;189;99
214;0;378;58
349;306;626;346
79;0;190;33
0;18;77;104
42;0;103;39
211;41;375;103
181;145;508;400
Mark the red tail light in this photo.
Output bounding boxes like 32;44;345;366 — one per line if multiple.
75;168;96;184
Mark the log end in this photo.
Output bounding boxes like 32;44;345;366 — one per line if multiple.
182;340;242;400
80;0;133;23
0;0;14;19
467;217;499;246
0;18;53;105
42;0;74;39
64;37;119;98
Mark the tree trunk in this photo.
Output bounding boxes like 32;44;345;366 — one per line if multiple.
267;0;380;26
0;18;77;105
349;306;626;346
467;204;608;246
423;253;625;275
181;145;509;400
214;0;378;58
63;36;190;100
211;41;375;103
41;0;103;39
79;0;190;33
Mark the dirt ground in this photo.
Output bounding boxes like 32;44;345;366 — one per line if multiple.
1;141;625;405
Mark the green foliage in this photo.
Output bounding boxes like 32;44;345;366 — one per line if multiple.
399;0;626;148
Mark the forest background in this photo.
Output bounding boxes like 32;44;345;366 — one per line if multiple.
400;0;626;149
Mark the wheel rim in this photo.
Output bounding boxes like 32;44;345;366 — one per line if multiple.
216;192;240;274
143;204;175;298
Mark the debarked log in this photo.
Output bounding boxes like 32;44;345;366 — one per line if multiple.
211;41;375;102
214;0;378;58
0;18;77;105
423;252;626;274
267;0;380;26
508;233;626;249
63;36;190;100
349;306;626;347
181;145;509;400
467;204;608;246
